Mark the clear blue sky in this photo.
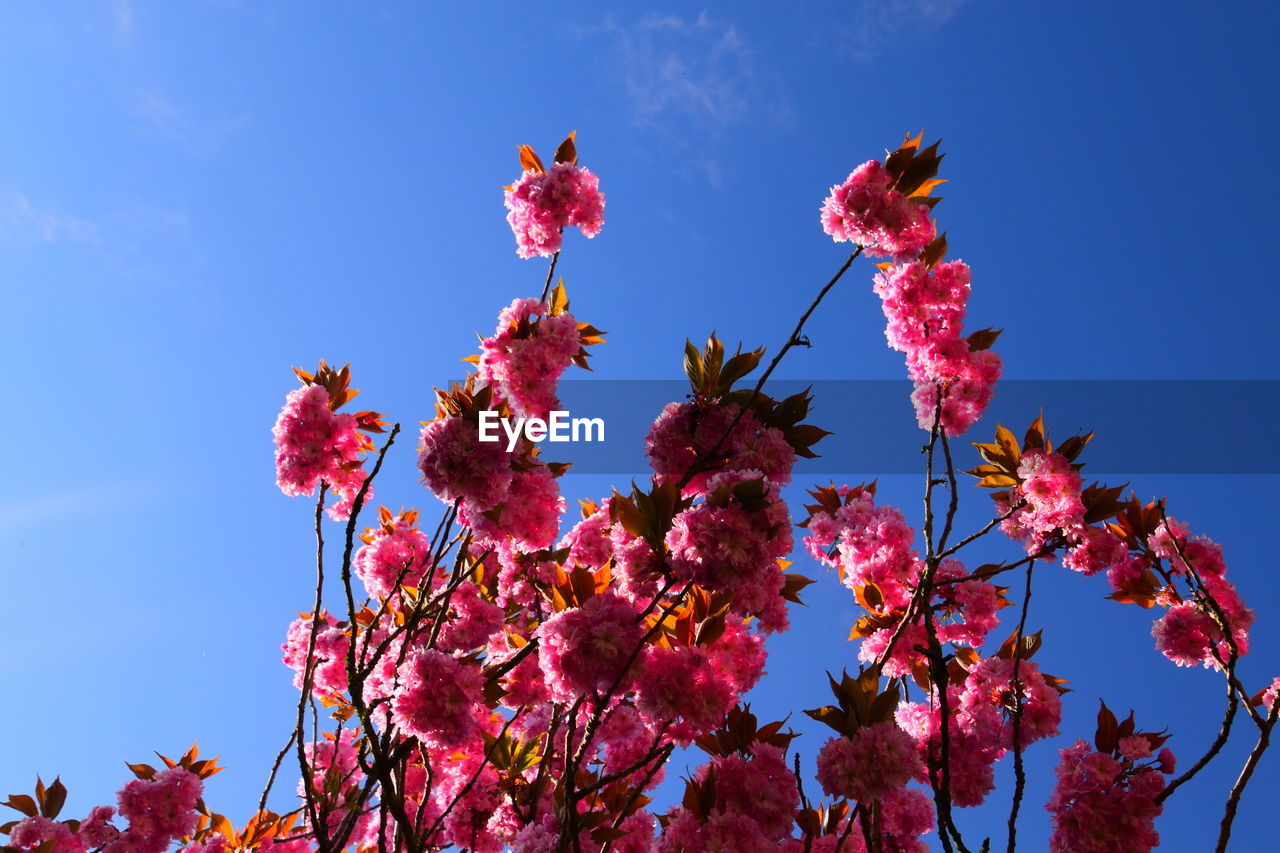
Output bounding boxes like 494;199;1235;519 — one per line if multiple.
3;2;1278;850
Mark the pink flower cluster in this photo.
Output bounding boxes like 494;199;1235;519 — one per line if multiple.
536;592;643;700
459;466;565;553
659;743;799;853
272;384;370;521
815;721;921;802
353;511;435;600
1147;519;1254;668
804;487;1002;675
281;611;350;699
821;161;935;260
873;260;1001;436
1046;739;1174;853
477;297;582;418
417;415;513;511
30;768;204;853
895;656;1062;807
504;161;605;258
665;471;794;630
391;648;485;748
997;448;1086;553
645;401;797;493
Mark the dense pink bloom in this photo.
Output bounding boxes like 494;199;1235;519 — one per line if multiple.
459;465;565;552
9;817;84;853
873;259;969;351
79;806;120;848
1047;739;1171;853
645;400;796;492
282;612;349;699
557;499;614;568
1143;520;1254;668
504;161;605;259
353;511;435;600
896;697;1004;807
391;648;484;747
821;161;935;260
665;471;793;628
1064;525;1128;576
417;416;513;511
958;657;1063;748
536;592;644;699
634;645;735;741
476;297;582;417
108;768;203;853
272;384;371;520
659;743;798;852
1152;601;1225;667
816;722;921;802
436;580;504;652
871;260;1000;436
803;485;918;606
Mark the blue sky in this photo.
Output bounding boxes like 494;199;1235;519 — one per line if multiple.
3;1;1278;850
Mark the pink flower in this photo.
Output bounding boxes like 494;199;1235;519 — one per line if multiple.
557;499;614;569
645;400;796;493
504;161;605;259
391;648;484;748
476;297;582;418
272;384;371;521
436;581;504;652
459;465;565;553
10;817;84;853
536;592;644;700
1152;601;1222;667
821;161;935;260
634;645;735;741
281;612;349;699
871;260;1000;436
816;722;922;802
353;511;435;600
1047;739;1172;853
109;768;203;853
665;471;793;627
417;416;514;511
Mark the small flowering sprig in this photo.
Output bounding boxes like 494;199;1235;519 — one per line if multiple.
821;132;945;260
503;131;605;259
1046;704;1175;853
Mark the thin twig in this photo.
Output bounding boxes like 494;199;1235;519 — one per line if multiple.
1005;561;1035;853
1215;696;1279;852
539;250;562;303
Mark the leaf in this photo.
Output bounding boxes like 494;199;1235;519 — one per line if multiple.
1024;414;1046;451
40;780;65;820
1095;701;1120;754
920;232;948;268
966;328;1003;352
517;144;545;174
549;280;570;316
553;131;578;165
1;796;37;818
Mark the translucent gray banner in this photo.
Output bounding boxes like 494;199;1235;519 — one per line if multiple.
517;380;1280;475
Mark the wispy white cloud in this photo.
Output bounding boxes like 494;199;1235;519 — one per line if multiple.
581;12;781;131
0;484;156;533
0;192;202;291
845;0;969;60
131;89;248;157
0;195;103;247
112;0;135;35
